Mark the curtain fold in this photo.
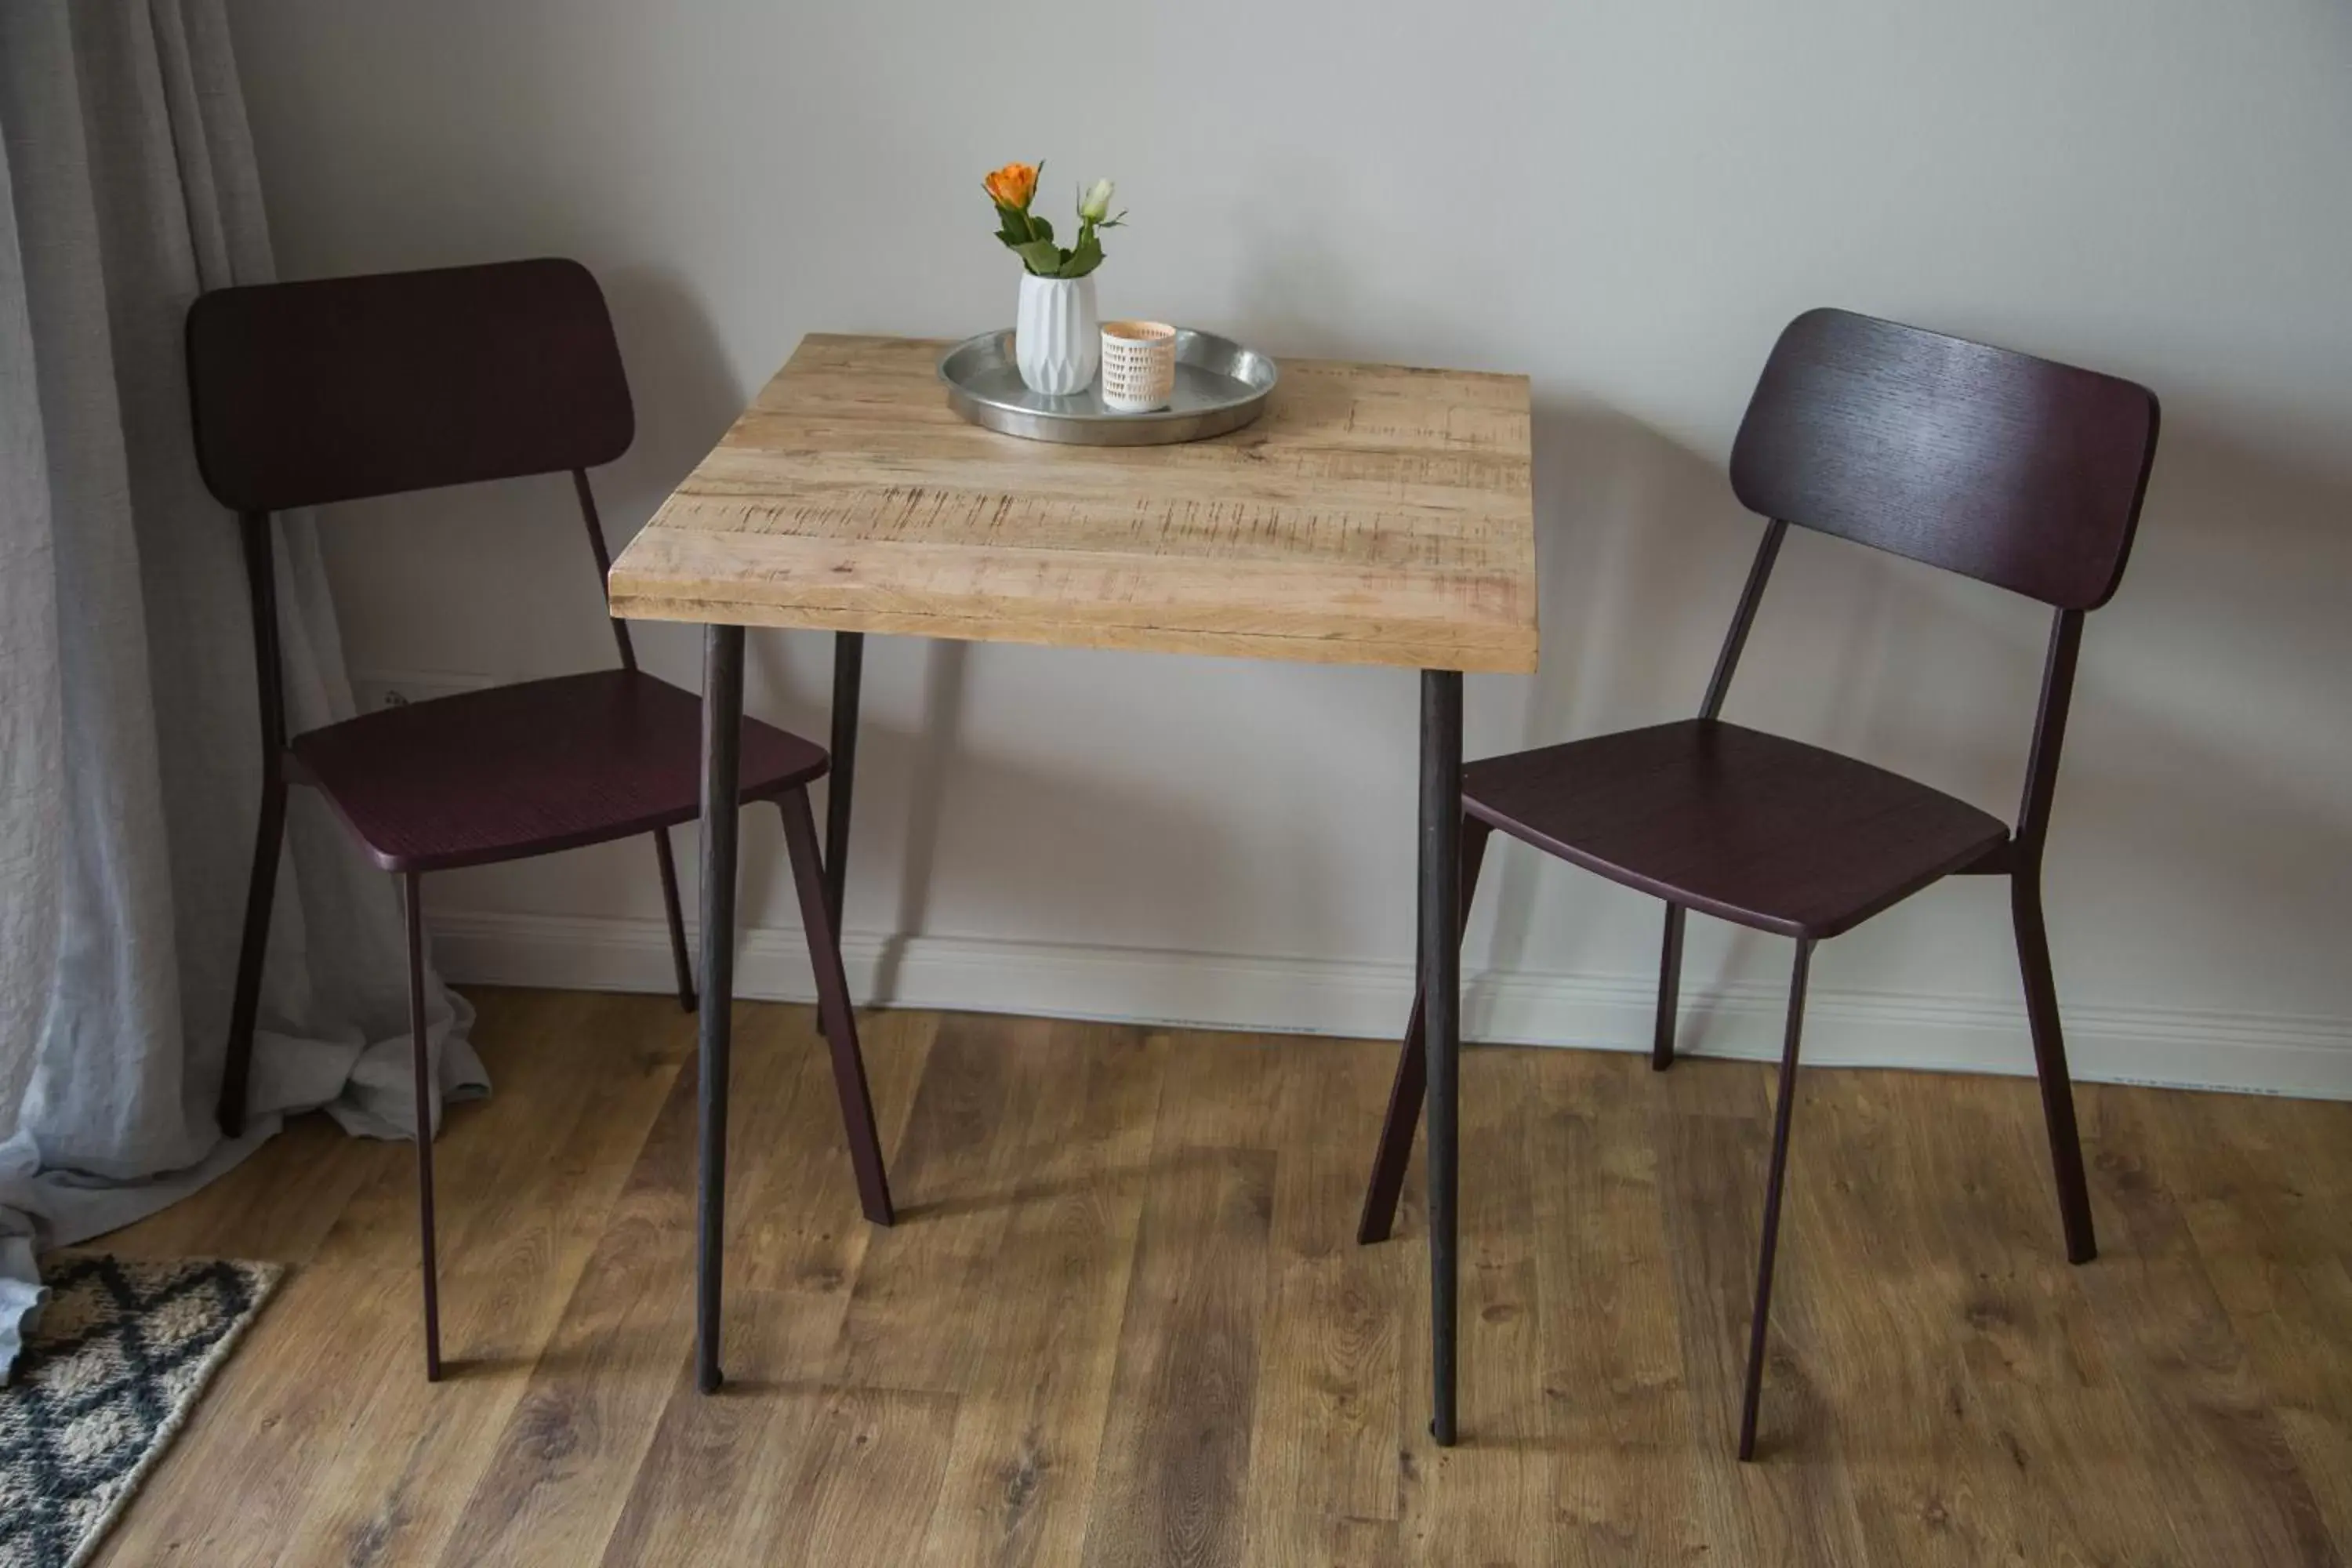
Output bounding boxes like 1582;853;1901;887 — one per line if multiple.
0;0;485;1381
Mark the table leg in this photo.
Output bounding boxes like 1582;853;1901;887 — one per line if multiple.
695;623;744;1394
823;630;864;934
1420;668;1464;1444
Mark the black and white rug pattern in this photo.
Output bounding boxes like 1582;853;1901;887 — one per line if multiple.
0;1255;281;1568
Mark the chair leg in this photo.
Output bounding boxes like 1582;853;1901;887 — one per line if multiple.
1738;937;1813;1461
651;827;697;1012
1357;816;1493;1246
778;789;894;1225
2013;878;2097;1265
1653;903;1686;1071
403;871;443;1382
218;768;287;1138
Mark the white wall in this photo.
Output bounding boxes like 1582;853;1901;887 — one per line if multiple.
222;0;2352;1094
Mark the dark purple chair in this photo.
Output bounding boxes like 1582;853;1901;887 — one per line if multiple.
185;258;893;1381
1356;309;2161;1457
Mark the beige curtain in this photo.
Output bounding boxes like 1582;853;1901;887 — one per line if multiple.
0;0;483;1379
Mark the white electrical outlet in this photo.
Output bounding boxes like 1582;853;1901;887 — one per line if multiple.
350;670;497;713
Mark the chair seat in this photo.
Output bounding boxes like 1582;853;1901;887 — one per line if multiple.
290;669;828;873
1463;720;2009;939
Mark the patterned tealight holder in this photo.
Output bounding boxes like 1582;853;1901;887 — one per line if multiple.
1099;320;1178;413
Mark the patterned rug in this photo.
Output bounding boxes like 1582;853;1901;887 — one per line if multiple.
0;1255;281;1568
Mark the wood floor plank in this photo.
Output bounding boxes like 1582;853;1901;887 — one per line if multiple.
2163;1090;2352;1556
1396;1044;1552;1566
97;1108;389;1270
1527;1048;1703;1563
2078;1085;2345;1566
825;1014;1055;1396
1240;1034;1409;1567
431;1014;706;1567
1796;1066;2042;1568
1079;1030;1277;1568
71;988;2352;1568
90;989;683;1568
732;1006;938;1381
914;1019;1167;1568
767;1385;964;1563
1889;1069;2209;1568
269;992;696;1568
1647;1053;1874;1568
597;1005;938;1566
82;1111;397;1568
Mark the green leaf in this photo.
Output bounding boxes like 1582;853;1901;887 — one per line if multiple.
1058;234;1104;278
1013;238;1064;275
1028;212;1054;244
993;205;1035;245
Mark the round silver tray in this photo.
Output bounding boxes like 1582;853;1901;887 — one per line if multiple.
938;328;1278;446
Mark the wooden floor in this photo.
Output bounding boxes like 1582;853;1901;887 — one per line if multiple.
93;989;2352;1567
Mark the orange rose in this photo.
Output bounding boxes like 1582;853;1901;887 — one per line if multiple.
983;161;1040;212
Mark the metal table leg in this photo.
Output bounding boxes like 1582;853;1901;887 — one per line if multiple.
695;623;744;1393
823;631;864;934
1421;669;1463;1444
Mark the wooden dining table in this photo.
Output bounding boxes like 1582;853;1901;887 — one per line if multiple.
608;332;1538;1444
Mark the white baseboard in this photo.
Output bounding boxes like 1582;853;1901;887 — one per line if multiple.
427;909;2352;1101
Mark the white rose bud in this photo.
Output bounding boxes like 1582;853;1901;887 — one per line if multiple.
1078;178;1115;223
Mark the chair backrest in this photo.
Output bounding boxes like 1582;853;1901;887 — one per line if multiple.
187;259;644;758
1706;310;2162;860
1728;309;2159;611
185;257;633;514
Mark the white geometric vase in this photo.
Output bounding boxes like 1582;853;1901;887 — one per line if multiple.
1014;272;1099;396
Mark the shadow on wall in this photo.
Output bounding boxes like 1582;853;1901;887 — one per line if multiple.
1479;399;1770;1010
421;236;2350;1040
2048;420;2352;1008
761;637;1298;1000
594;265;752;572
873;640;967;996
307;264;757;691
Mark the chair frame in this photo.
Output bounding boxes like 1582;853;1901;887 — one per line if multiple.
193;261;894;1381
1357;309;2158;1458
216;472;702;1145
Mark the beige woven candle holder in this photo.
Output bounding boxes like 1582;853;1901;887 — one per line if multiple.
1100;320;1178;412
